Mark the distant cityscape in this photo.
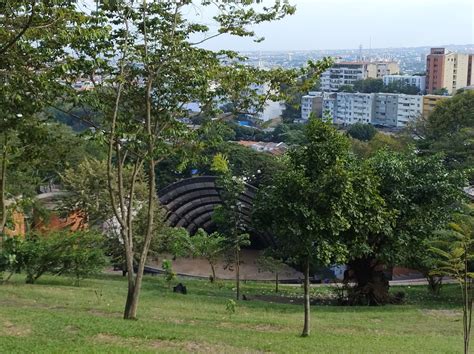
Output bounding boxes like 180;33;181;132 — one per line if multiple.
242;44;474;74
296;45;474;128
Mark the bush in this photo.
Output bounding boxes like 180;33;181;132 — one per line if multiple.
60;231;107;285
2;230;106;285
347;123;377;141
0;236;22;282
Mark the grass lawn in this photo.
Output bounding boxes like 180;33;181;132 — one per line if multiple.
0;273;466;353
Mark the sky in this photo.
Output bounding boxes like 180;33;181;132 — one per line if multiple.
188;0;474;51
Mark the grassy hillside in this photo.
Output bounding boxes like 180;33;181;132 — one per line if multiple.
0;274;465;353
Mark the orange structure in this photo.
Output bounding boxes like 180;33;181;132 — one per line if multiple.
4;191;87;237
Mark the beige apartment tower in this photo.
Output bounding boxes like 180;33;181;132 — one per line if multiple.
426;48;470;94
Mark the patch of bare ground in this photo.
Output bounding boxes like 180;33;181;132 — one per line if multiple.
87;308;121;318
93;333;143;346
64;325;81;334
155;317;198;325
330;326;388;336
149;340;265;353
2;321;31;337
94;333;264;353
421;309;462;318
217;321;286;333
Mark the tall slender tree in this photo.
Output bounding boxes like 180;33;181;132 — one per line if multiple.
254;119;352;337
69;0;298;320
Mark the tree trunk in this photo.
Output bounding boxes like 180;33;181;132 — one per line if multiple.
0;133;8;234
123;15;157;319
275;272;279;293
301;258;310;337
427;274;443;295
346;257;391;305
236;248;240;300
210;263;216;283
463;257;470;354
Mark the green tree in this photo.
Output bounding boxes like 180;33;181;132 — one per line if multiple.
212;165;251;300
412;91;474;181
346;150;466;302
186;229;226;283
347;123;377;141
280;60;333;124
0;1;104;233
161;259;176;290
256;253;286;293
338;84;355;93
352;78;384;93
58;231;107;286
432;88;449;96
350;132;406;158
430;204;474;354
4;230;105;285
384;81;420;94
68;0;298;320
254;119;351;337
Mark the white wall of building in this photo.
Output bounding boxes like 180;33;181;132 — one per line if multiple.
395;94;423;127
335;93;375;125
383;74;426;92
302;91;424;128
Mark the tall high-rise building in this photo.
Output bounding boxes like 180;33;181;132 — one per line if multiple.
426;48;471;94
468;54;474;86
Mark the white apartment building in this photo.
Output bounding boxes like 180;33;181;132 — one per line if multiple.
383;74;426;93
373;93;399;126
395;94;423;127
322;93;337;121
321;61;399;92
303;90;423;127
373;93;422;127
334;93;375;125
301;91;323;120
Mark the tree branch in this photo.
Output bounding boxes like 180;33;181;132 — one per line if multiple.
0;0;37;55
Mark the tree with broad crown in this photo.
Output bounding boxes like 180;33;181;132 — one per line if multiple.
342;150;466;304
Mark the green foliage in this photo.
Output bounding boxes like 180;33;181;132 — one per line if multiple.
384;81;420;94
60;158;148;226
278;58;333;124
225;298;237;316
413;91;474;181
347;123;377;142
350;132;406;158
429;204;474;354
256;253;286;292
0;235;21;282
352;78;385;93
369;150;466;266
338;84;354;93
256;254;285;275
432;88;449;96
211;153;230;174
255;118;352;269
57;231;107;286
2;231;106;285
272;123;307;145
187;229;226;282
161;259;176;289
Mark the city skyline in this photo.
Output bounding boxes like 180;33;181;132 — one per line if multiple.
191;0;473;52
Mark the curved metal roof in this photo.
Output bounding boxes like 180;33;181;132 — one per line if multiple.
158;176;272;247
